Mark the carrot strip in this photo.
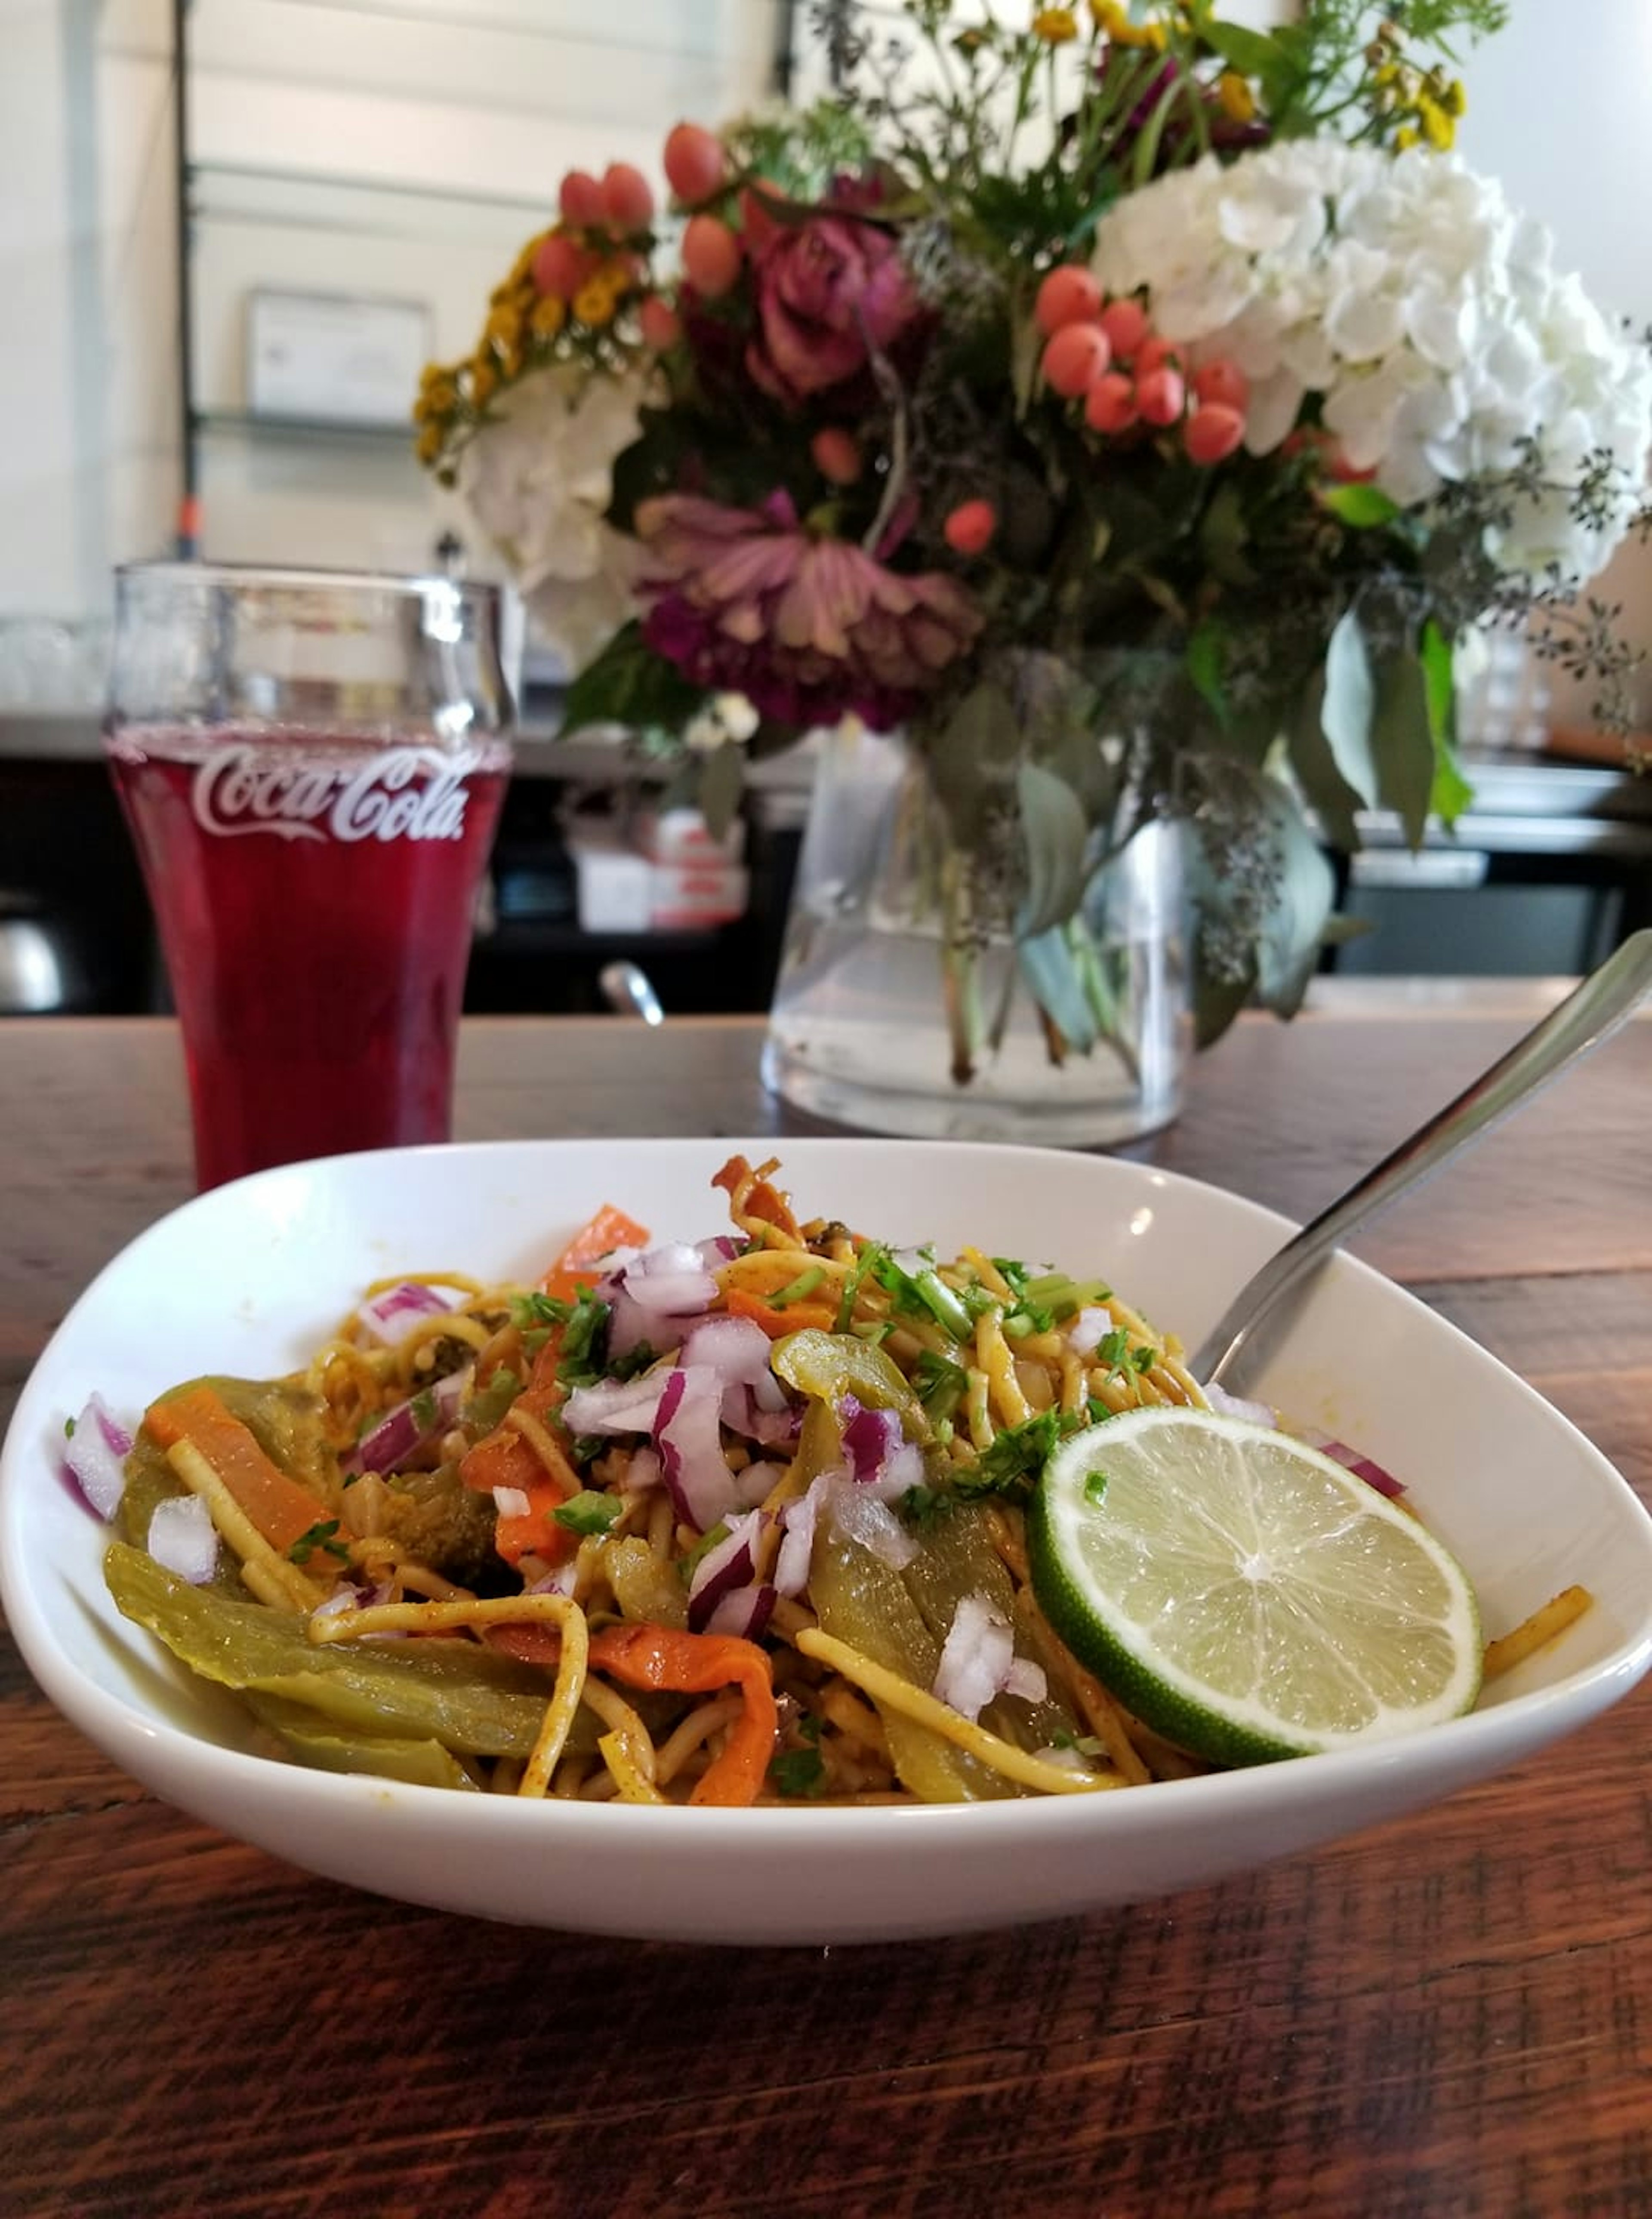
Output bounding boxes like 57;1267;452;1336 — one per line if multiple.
587;1624;777;1807
458;1416;578;1567
542;1205;650;1303
724;1285;839;1338
142;1387;331;1554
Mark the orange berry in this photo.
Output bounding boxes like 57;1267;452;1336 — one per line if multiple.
1042;322;1112;398
1183;402;1246;465
558;170;606;228
1097;296;1149;361
601;162;655;234
943;499;998;555
1036;265;1103;336
1193;359;1249;412
811;427;863;485
638;295;683;350
681;214;743;299
1135;366;1187;427
1084;373;1138;435
1134;334;1184;381
663;122;727;204
532;232;595;301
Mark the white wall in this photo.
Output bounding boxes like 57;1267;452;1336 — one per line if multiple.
2;0;1648;724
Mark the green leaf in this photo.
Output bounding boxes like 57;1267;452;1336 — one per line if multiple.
551;1491;622;1537
918;680;1016;851
1015;761;1090;939
1370;651;1436;849
560;619;705;740
1320;610;1378;807
1186;619;1229;724
1202;19;1285;78
1420;619;1475;830
1319;483;1403;529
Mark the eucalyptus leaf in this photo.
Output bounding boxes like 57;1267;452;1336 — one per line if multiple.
694;740;745;842
1371;650;1436;848
1420;619;1475;829
1288;670;1364;852
1014;762;1089;939
1255;783;1337;1020
1320;609;1378;806
1018;923;1101;1054
918;680;1016;851
1319;483;1403;529
560;619;703;738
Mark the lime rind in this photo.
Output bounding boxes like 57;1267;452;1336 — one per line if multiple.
1028;1408;1483;1768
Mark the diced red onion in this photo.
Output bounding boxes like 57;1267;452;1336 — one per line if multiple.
697;1236;742;1269
1311;1433;1407;1498
654;1363;738;1532
687;1507;764;1629
602;1242;718;1359
731;1458;786;1511
1067;1307;1111;1357
1004;1657;1048;1704
934;1592;1021;1722
838;1395;924;1502
527;1559;579;1597
345;1368;469;1476
146;1493;218;1584
722;1387;802;1449
682;1314;774;1389
620;1445;662;1494
492;1485;532;1520
63;1393;134;1520
355;1282;453;1347
562;1371;669;1437
703;1581;776;1640
1204;1380;1278;1428
774;1470;832;1597
825;1477;917;1571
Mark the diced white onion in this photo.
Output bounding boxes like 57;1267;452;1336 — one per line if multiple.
146;1493;219;1585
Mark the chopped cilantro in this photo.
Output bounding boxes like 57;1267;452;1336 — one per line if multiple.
1096;1328;1133;1368
770;1264;826;1308
1131;1345;1157;1374
770;1746;828;1798
551;1490;623;1536
868;1249;973;1341
288;1518;348;1565
508;1291;564;1329
898;1482;955;1531
569;1434;607;1467
992;1257;1032;1294
63;1415;75;1439
1084;1469;1109;1505
913;1347;968;1424
608;1340;660;1383
955;1408;1063;1503
1050;1729;1106;1757
409;1387;438;1434
555;1289;612;1390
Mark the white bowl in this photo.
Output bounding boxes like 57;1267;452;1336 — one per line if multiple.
5;1138;1650;1945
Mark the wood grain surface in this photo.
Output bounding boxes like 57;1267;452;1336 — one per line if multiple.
2;993;1649;2219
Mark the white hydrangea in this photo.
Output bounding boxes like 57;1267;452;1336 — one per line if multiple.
458;363;652;670
1092;140;1652;585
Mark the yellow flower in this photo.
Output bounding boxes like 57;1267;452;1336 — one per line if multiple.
529;293;567;339
573;276;620;327
1393;124;1421;151
485;303;523;350
1442;77;1467;117
468;355;497;405
415;422;443;465
1092;0;1164;44
417;360;448;392
1032;6;1079;41
1417;93;1455;149
1215;71;1256;123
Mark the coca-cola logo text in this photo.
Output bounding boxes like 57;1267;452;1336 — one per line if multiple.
191;746;477;843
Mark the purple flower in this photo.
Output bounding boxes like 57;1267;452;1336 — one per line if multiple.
746;214;919;409
635;492;984;732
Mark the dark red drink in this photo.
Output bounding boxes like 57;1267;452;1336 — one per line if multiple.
108;725;509;1189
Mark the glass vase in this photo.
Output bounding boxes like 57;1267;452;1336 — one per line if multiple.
762;721;1189;1146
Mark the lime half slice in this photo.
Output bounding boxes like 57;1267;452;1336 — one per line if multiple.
1029;1408;1482;1766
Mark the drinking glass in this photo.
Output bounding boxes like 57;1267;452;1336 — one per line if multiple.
105;563;515;1190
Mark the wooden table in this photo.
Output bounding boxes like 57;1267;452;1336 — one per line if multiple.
3;989;1649;2218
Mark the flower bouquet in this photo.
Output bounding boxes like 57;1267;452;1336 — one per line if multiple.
417;0;1651;1139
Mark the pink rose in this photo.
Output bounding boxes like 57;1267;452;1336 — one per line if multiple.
746;215;918;408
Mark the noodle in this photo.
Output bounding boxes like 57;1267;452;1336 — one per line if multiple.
109;1155;1586;1812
